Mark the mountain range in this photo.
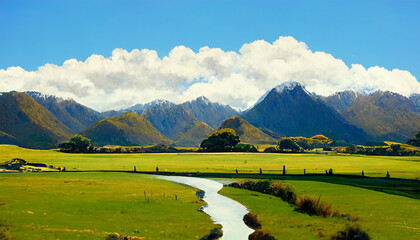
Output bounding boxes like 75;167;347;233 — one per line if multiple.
242;82;368;144
1;82;419;149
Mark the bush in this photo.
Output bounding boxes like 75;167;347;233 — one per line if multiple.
248;230;276;240
270;182;297;204
200;227;223;240
331;224;370;240
243;212;261;229
234;143;259;152
295;195;338;217
105;233;125;240
263;147;277;153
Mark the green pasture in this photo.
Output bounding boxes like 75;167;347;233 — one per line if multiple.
1;145;419;179
0;172;215;239
220;180;420;239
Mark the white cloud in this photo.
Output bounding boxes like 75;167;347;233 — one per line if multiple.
0;36;419;111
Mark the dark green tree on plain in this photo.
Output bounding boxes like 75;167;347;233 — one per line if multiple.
59;135;93;153
278;138;301;152
407;131;420;147
199;128;240;152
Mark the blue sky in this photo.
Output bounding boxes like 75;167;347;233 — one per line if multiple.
0;0;419;110
1;0;419;78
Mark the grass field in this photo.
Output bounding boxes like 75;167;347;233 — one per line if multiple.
220;181;420;239
1;145;419;179
0;145;419;239
0;172;215;239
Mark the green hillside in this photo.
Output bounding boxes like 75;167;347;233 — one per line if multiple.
342;91;420;142
81;112;174;146
221;116;277;145
26;91;103;133
0;92;72;149
176;122;214;147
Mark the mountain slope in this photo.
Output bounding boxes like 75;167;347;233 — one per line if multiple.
80;112;174;147
409;93;420;108
317;90;360;112
0;92;73;149
182;96;239;129
221;116;277;145
243;82;367;144
342;91;420;142
141;104;199;140
26;91;103;133
175;122;215;147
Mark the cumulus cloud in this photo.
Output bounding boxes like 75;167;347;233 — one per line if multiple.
0;36;419;111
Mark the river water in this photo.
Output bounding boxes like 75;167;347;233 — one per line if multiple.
158;176;255;240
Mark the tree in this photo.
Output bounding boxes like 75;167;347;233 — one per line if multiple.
407;131;420;147
59;135;93;153
278;138;301;152
233;143;259;152
199;128;240;152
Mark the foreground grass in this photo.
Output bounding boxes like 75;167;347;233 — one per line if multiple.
0;172;214;239
1;145;419;179
220;181;420;239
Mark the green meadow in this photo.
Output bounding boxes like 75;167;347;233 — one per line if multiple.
221;181;420;239
0;145;419;239
0;172;214;239
1;145;419;179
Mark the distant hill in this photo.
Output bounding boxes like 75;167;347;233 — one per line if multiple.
243;82;367;144
175;122;214;147
221;116;277;145
342;91;420;142
126;99;173;114
141;103;199;140
409;93;420;108
26;91;103;133
0;92;72;149
181;96;239;129
316;90;360;112
80;112;174;147
100;110;126;118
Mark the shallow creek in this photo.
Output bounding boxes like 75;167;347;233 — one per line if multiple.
158;176;255;240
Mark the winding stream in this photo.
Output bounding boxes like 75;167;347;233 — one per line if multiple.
158;176;254;240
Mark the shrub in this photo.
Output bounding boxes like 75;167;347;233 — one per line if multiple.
234;143;259;152
243;212;261;229
248;230;276;240
331;224;370;240
295;195;338;217
270;181;297;204
200;227;223;240
263;147;277;153
105;233;124;240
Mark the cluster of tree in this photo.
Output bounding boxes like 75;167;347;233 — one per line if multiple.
407;131;420;147
264;135;335;153
96;145;192;153
199;128;258;152
58;135;94;153
330;144;419;156
0;158;27;170
59;136;193;153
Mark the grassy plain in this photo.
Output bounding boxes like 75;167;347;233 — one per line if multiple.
0;172;214;239
0;145;419;239
221;181;420;239
1;145;419;179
